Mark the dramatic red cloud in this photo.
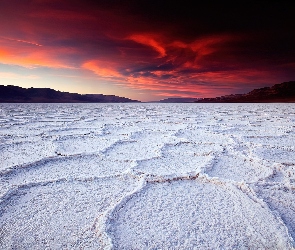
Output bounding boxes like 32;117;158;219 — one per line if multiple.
128;34;167;58
78;31;290;99
0;1;294;101
171;35;232;56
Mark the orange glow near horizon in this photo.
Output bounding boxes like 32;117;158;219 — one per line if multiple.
82;61;123;78
0;40;77;69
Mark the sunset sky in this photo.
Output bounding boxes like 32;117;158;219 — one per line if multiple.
1;1;295;101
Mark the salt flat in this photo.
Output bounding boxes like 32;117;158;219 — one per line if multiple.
0;103;295;249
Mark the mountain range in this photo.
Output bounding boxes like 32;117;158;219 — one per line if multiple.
195;81;295;103
158;98;199;103
0;81;294;103
0;85;140;103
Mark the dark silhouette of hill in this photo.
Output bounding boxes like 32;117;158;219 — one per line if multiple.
195;81;295;103
1;82;294;103
158;98;199;103
0;85;140;103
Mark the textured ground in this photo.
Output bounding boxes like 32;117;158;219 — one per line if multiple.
0;103;295;249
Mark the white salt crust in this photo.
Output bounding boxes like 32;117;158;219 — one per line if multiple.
0;103;295;249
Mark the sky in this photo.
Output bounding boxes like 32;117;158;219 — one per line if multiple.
0;1;295;101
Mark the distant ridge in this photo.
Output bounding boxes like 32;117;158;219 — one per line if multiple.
158;98;200;103
0;85;140;103
1;82;295;103
195;81;295;103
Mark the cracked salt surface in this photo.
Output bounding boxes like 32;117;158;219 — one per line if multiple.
107;179;291;249
1;103;295;249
